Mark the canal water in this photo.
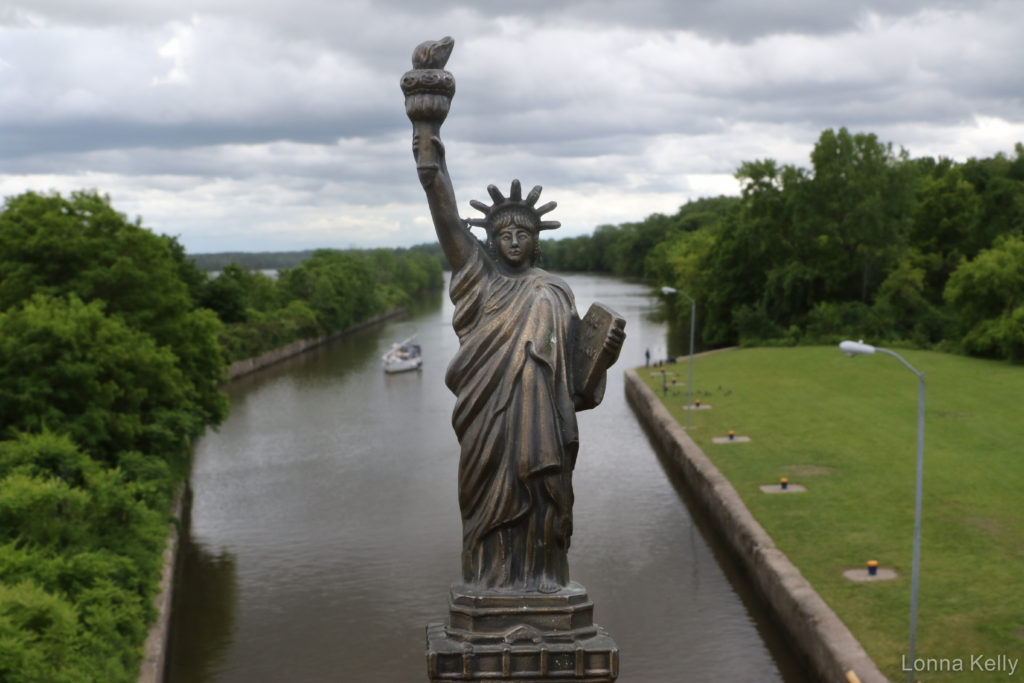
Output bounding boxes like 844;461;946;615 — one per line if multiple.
166;274;810;682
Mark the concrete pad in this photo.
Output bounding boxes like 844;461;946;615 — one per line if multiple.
843;568;899;582
712;435;751;444
682;404;711;410
760;484;807;493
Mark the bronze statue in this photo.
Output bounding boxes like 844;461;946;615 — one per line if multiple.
405;37;623;682
404;37;625;595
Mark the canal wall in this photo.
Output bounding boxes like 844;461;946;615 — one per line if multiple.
140;308;406;683
138;488;185;683
227;309;406;380
624;366;889;683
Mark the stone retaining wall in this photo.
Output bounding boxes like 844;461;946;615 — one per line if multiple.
137;488;185;683
624;367;889;683
227;309;405;380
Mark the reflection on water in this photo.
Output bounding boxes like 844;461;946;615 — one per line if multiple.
165;514;237;683
166;274;810;682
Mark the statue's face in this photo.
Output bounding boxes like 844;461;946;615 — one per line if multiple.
496;224;535;268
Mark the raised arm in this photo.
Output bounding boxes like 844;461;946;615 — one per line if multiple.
412;128;476;271
402;37;476;272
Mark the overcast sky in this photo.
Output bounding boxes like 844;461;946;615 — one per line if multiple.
2;1;1023;253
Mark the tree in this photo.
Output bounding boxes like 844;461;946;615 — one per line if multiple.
279;250;379;332
800;128;915;304
0;580;88;683
645;225;719;348
960;147;1024;245
0;430;169;682
0;191;227;428
0;295;200;466
909;164;983;303
871;250;946;345
698;159;804;344
944;236;1024;361
199;264;250;324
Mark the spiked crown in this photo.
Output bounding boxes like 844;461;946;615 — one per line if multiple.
467;180;560;236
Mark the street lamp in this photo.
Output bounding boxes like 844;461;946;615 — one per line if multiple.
661;286;696;429
839;340;925;683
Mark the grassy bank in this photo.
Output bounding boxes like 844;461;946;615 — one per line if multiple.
638;347;1023;682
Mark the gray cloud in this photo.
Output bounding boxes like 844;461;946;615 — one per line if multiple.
1;0;1022;252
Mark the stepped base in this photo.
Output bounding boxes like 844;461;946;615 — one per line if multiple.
426;582;618;681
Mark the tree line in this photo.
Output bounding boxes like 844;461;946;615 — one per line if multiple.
0;190;442;681
201;246;443;362
541;129;1024;362
189;249;319;272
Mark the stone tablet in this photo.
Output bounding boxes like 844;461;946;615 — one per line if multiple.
574;303;626;400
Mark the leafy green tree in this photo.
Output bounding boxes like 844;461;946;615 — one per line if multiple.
0;429;173;682
645;225;719;348
699;159;804;344
534;135;1024;357
960;146;1024;245
909;164;983;302
0;580;89;683
0;295;199;466
604;213;674;276
0;434;167;588
200;263;251;323
944;235;1024;361
871;250;947;345
0;474;89;549
362;248;443;307
696;130;916;345
587;225;621;272
188;250;317;272
0;191;227;427
803;300;879;343
279;249;379;332
799;128;915;304
0;429;100;489
167;234;212;309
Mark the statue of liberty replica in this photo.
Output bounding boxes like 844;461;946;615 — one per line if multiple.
403;37;623;682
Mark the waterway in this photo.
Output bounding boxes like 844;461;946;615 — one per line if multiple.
166;273;811;682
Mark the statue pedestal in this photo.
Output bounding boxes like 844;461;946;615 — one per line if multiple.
426;582;618;682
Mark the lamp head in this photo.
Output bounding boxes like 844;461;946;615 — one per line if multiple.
839;340;876;357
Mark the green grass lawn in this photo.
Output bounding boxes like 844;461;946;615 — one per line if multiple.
638;347;1024;682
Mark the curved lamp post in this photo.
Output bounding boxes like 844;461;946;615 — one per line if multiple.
661;286;696;429
839;340;924;683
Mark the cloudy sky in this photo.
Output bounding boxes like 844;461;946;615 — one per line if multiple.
2;1;1023;254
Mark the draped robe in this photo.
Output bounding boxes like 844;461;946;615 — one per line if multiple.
446;245;581;590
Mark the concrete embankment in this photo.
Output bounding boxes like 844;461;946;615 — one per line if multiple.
137;489;185;683
227;309;405;380
624;366;889;683
139;308;405;683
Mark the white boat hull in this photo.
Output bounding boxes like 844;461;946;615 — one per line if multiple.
382;336;422;373
383;357;422;373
